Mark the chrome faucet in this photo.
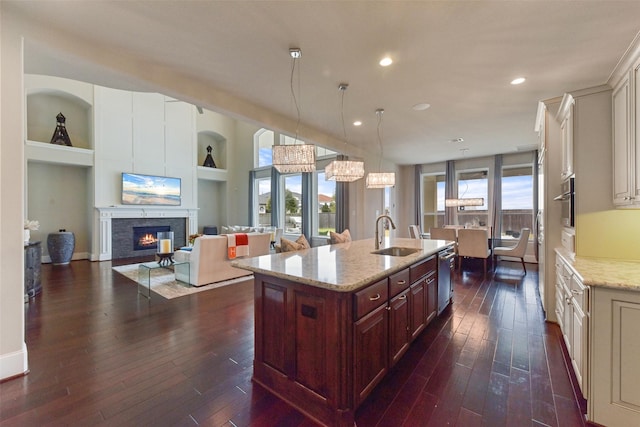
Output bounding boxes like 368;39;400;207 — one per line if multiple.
375;215;396;249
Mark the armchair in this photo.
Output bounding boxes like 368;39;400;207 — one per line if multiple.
457;228;491;276
493;228;530;273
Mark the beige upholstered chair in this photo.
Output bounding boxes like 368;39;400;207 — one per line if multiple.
429;227;457;242
408;225;422;239
457;228;491;276
493;228;531;273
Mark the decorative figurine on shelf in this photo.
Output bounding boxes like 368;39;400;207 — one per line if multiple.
50;112;73;146
202;145;217;168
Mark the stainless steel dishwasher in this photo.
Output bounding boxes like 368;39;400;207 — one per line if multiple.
438;248;456;314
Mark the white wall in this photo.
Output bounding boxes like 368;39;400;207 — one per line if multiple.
1;7;29;380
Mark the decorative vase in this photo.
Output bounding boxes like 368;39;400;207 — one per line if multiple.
47;230;75;265
24;229;30;245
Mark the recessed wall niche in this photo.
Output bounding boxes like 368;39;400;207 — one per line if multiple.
26;90;93;150
197;131;226;170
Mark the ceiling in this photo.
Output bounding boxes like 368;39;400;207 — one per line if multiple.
8;1;640;165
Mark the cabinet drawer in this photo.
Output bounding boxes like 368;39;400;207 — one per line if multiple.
389;268;411;298
354;278;388;320
570;275;589;313
410;255;436;283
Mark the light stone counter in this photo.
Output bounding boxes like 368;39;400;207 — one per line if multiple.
232;237;453;292
555;247;640;291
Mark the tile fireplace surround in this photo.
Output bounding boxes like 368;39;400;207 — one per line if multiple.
94;207;198;261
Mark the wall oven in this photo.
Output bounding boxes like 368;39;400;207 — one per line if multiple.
554;176;575;228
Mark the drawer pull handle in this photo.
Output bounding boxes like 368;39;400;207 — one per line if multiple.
398;295;407;300
426;278;435;285
369;294;381;301
396;280;406;285
571;289;583;295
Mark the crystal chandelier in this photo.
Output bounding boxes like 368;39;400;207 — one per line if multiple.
325;84;364;182
366;108;395;189
444;198;484;207
273;47;316;173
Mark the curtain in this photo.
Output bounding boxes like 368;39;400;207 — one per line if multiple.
270;167;280;228
445;160;456;225
336;181;348;232
302;172;312;239
533;150;540;261
414;164;422;231
249;170;256;225
492;154;503;243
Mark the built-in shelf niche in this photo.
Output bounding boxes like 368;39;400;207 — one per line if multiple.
197;130;226;170
26;79;93;150
26;140;94;167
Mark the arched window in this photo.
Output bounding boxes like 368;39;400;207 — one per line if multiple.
254;128;274;168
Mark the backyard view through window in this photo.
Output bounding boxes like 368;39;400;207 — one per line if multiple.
457;170;489;227
501;166;533;239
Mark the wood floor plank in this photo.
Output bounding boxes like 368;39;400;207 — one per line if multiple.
0;260;590;427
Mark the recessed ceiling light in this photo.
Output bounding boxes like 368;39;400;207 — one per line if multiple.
511;77;526;85
379;57;393;67
413;103;431;111
353;120;362;126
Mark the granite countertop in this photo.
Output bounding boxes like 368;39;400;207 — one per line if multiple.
232;237;454;292
555;247;640;291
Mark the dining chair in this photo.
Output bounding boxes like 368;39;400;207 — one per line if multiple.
457;228;491;276
408;225;422;239
493;228;531;273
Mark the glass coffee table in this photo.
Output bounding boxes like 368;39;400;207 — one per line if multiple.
137;260;189;299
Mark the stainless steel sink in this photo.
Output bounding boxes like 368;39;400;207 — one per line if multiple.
371;246;421;257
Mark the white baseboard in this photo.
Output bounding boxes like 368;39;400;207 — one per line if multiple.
0;342;28;381
41;251;90;264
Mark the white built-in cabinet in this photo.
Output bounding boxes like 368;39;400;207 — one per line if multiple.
554;252;588;399
589;285;640;426
557;94;575;180
611;56;640;207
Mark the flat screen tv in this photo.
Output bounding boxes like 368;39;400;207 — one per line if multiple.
121;173;181;206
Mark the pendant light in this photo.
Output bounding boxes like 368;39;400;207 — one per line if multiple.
444;149;484;206
325;83;365;182
273;47;316;173
366;109;395;188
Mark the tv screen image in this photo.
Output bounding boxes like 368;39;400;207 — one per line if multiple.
121;173;181;206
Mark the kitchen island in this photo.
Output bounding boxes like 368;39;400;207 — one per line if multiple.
233;237;453;427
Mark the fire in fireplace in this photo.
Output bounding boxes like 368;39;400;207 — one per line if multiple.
133;226;170;251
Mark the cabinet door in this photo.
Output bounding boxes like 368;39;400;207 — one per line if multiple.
389;289;410;367
571;302;587;398
563;285;573;356
613;75;632;205
354;303;389;406
426;273;438;324
409;280;426;341
561;104;574;179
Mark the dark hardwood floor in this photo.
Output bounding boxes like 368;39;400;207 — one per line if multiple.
0;258;586;426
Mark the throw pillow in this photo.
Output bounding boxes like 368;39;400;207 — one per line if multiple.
280;235;311;252
330;229;352;244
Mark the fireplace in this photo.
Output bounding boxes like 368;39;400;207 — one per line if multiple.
110;217;187;260
133;226;170;251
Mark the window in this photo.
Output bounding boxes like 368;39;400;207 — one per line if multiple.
456;170;489;226
316;171;336;236
283;174;302;235
421;173;445;231
256;129;274;168
501;166;533;239
255;176;272;227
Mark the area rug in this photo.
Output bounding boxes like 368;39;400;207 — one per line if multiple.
112;263;252;299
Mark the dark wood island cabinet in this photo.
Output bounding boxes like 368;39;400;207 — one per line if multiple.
234;238;452;427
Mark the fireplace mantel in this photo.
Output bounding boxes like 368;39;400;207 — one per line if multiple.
93;207;198;261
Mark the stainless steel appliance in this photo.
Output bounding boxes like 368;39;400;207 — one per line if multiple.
554;176;575;228
438;248;456;314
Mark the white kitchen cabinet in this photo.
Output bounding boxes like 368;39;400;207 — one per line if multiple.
589;285;640;426
557;94;574;180
610;48;640;207
555;253;588;399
